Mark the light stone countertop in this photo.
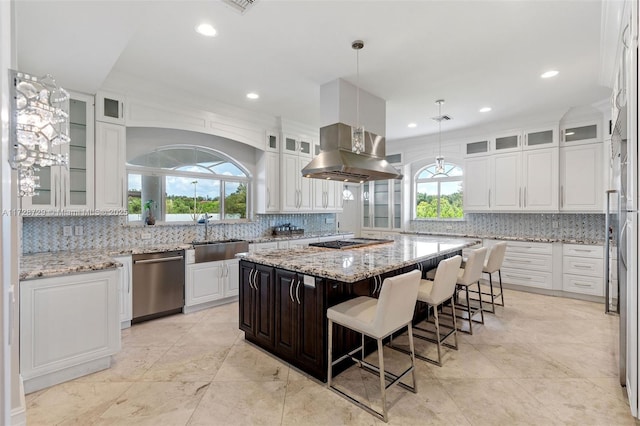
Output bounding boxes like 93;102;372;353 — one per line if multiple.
238;235;481;283
20;251;123;281
406;232;604;245
19;233;352;281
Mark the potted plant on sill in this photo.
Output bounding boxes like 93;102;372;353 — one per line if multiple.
144;200;156;225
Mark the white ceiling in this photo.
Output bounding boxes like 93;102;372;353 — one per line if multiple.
15;0;612;141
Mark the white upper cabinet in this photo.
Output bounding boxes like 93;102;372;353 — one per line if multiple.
281;153;312;212
493;131;521;153
96;91;125;125
282;134;313;158
464;138;490;157
313;179;342;211
492;152;521;210
522;148;559;211
560;143;604;212
256;151;280;213
21;92;95;212
560;120;601;146
265;130;279;152
463;156;491;211
523;125;558;149
95;122;127;211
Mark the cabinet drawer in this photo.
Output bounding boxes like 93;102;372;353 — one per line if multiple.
503;253;552;272
563;273;604;296
485;239;552;255
563;257;603;278
501;267;553;289
563;244;603;259
505;241;552;255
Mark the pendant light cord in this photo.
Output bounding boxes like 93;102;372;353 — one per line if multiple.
356;47;360;128
438;101;442;157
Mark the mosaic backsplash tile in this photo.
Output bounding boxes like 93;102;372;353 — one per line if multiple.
22;213;337;254
409;213;606;242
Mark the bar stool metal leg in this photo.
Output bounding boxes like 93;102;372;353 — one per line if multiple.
465;285;473;335
406;323;418;392
377;338;388;422
327;319;334;388
434;307;442;365
451;296;459;349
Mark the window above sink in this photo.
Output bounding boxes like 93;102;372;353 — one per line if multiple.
127;145;251;224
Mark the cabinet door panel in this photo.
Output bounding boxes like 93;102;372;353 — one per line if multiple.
523;148;558;211
463;157;490;211
493;153;520;210
560;144;603;211
274;270;297;358
95;122;126;210
224;259;240;297
297;278;324;373
239;262;255;334
254;266;275;347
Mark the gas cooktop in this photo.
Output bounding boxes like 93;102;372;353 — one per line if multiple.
309;238;394;250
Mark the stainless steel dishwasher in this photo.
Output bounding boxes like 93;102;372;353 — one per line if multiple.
132;250;185;323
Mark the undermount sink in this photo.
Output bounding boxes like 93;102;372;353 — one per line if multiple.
192;239;249;263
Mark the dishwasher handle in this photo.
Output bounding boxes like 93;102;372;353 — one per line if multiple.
134;255;184;265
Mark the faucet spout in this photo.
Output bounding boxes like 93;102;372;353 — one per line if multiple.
204;213;210;241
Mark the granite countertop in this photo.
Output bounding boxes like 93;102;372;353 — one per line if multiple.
248;232;354;243
19;233;352;281
405;232;604;245
239;235;480;283
20;250;123;281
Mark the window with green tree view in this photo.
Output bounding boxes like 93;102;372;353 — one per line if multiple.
127;146;249;223
415;162;463;219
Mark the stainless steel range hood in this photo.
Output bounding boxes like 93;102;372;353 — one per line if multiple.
301;123;402;182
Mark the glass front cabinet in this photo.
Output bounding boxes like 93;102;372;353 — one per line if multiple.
362;178;402;232
21;92;95;212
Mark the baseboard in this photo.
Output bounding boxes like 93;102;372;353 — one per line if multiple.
23;356;111;394
10;375;26;426
183;296;238;314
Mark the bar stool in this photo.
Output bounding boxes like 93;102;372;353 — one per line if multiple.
453;247;487;334
410;255;462;366
327;269;421;423
429;248;487;334
469;242;507;313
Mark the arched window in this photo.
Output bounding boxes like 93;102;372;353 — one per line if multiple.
127;145;250;223
414;162;463;219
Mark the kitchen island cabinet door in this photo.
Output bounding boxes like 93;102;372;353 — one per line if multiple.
239;262;275;349
296;276;324;376
274;269;297;359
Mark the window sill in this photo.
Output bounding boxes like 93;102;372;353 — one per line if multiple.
124;219;252;227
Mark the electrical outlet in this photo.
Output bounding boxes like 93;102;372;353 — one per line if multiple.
74;225;84;236
325;217;335;224
446;226;453;230
552;220;559;229
63;226;72;237
141;230;151;240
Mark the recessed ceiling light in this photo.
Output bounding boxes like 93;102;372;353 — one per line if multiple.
195;23;217;37
479;107;492;113
246;92;259;100
408;123;417;128
540;70;559;79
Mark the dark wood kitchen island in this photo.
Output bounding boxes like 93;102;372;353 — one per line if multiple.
238;235;480;381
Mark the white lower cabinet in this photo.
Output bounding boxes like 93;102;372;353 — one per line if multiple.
185;258;240;308
562;244;604;296
20;269;121;393
114;255;132;329
485;239;554;289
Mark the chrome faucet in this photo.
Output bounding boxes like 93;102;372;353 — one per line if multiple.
203;213;210;241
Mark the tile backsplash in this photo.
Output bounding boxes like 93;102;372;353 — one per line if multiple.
409;213;606;242
22;214;337;254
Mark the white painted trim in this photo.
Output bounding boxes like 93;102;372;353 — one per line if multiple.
182;296;238;314
9;376;24;426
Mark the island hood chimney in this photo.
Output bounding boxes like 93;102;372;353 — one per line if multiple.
301;79;402;183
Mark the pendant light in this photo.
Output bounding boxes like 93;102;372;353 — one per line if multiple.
433;99;448;177
351;40;365;154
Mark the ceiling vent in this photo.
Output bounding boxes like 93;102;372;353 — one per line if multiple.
222;0;258;14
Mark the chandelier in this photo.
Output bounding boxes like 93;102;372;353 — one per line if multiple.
10;71;70;197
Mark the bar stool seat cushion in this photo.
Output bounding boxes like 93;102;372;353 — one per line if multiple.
327;297;378;337
418;279;436;305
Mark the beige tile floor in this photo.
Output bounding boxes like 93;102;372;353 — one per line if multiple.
25;289;640;425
